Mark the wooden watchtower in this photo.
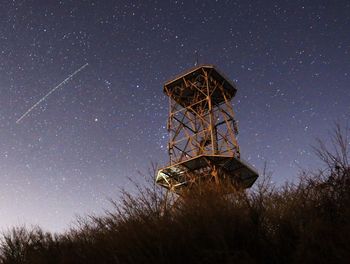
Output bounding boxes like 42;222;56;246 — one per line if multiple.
156;65;258;194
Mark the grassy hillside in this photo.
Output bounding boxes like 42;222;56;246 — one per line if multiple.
1;126;349;264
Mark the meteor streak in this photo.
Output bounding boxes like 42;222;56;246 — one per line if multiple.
16;63;89;124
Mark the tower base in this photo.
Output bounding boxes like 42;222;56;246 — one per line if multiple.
156;155;258;194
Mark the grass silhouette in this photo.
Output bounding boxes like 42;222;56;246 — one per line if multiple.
1;125;349;264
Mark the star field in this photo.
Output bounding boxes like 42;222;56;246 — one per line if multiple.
0;0;349;232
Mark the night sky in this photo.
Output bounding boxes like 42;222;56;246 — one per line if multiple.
0;0;349;232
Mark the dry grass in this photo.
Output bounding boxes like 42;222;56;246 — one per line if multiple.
1;125;350;264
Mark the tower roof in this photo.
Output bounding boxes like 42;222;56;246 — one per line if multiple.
164;65;237;108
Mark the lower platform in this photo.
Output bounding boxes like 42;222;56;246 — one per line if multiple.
156;155;259;193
